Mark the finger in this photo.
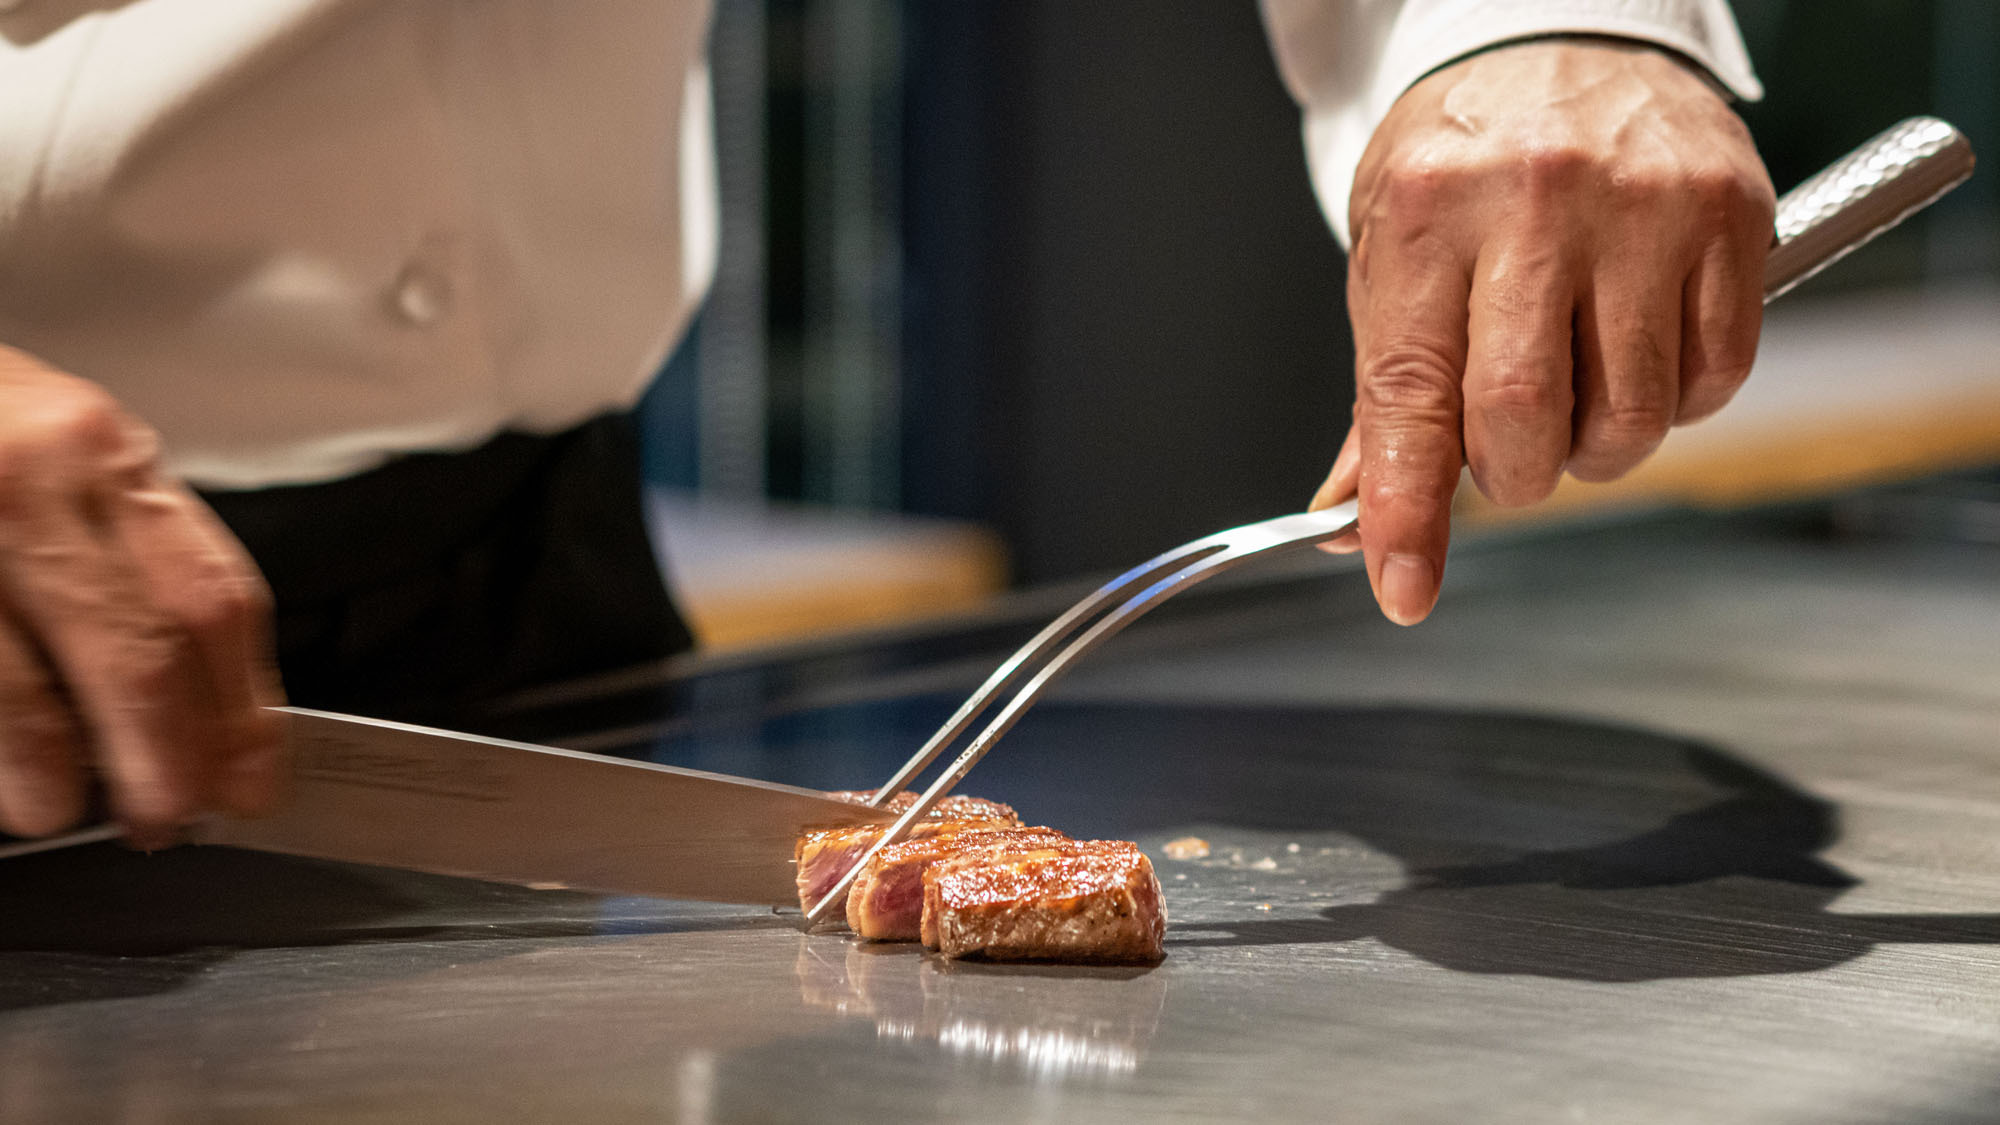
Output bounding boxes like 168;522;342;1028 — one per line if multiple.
1567;252;1683;483
111;475;286;817
1312;422;1360;509
0;609;87;837
1461;241;1576;505
1351;252;1472;627
1311;423;1362;554
0;429;216;832
1677;230;1766;425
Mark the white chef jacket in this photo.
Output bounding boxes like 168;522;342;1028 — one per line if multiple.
0;0;1759;490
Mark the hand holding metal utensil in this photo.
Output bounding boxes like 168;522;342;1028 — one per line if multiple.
1;708;894;904
804;117;1977;926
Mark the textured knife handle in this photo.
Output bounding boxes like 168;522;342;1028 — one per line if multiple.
1765;116;1975;302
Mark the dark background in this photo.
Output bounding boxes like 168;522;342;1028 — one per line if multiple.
898;3;1351;581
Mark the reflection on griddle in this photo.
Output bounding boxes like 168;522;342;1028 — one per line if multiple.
795;938;1165;1078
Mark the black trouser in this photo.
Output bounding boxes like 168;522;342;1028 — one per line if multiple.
200;414;694;727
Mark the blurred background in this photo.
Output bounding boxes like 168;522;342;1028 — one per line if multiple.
637;0;2000;649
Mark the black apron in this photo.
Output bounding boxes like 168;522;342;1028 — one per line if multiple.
200;413;695;727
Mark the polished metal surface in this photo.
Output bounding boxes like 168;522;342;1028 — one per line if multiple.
811;500;1361;925
5;487;2000;1121
1765;117;1975;300
3;709;894;905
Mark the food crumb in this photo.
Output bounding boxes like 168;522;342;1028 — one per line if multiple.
1249;856;1279;871
1286;842;1301;854
1163;836;1211;860
1254;903;1274;912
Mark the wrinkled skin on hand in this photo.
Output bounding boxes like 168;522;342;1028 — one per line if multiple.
1312;40;1775;625
0;346;284;841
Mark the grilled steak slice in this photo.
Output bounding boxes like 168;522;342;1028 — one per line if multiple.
917;838;1074;949
846;827;1071;941
794;798;1021;917
823;790;1020;823
923;840;1167;963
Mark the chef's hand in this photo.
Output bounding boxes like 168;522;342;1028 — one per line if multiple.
0;345;284;842
1311;39;1774;624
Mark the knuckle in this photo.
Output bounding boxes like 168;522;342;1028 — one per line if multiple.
1379;157;1455;213
183;570;271;638
1363;470;1450;512
1604;162;1678;217
1474;372;1565;420
1691;348;1756;390
1518;143;1593;195
1593;396;1675;443
0;388;154;515
1471;457;1559;509
1679;357;1755;423
1359;343;1462;417
1686;165;1772;232
1685;164;1741;204
107;622;189;703
1571;404;1670;479
32;389;130;457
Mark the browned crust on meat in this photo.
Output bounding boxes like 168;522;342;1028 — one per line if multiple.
922;840;1166;963
795;816;1018;917
822;790;1021;825
846;827;1070;940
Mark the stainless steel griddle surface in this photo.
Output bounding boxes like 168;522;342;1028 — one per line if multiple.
4;485;2000;1122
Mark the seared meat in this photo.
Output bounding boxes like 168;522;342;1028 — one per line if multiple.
794;792;1022;917
922;840;1167;963
823;790;1020;823
794;819;1007;915
846;827;1071;941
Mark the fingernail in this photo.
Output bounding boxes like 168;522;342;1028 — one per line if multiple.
1380;553;1437;626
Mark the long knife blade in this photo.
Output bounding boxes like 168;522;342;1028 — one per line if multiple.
189;708;892;905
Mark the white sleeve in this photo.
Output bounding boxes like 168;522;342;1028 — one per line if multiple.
1259;0;1764;247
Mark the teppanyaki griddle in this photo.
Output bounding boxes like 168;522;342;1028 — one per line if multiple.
4;477;2000;1122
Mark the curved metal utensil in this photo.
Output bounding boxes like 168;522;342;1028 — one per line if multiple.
804;116;1977;927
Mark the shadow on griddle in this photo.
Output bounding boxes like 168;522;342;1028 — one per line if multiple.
733;699;2000;983
1117;705;2000;981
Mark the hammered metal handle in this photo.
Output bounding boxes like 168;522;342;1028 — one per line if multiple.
1766;117;1976;301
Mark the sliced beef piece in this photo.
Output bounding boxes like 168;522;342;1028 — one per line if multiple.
922;840;1167;963
794;813;1017;916
823;790;1020;824
845;827;1072;941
